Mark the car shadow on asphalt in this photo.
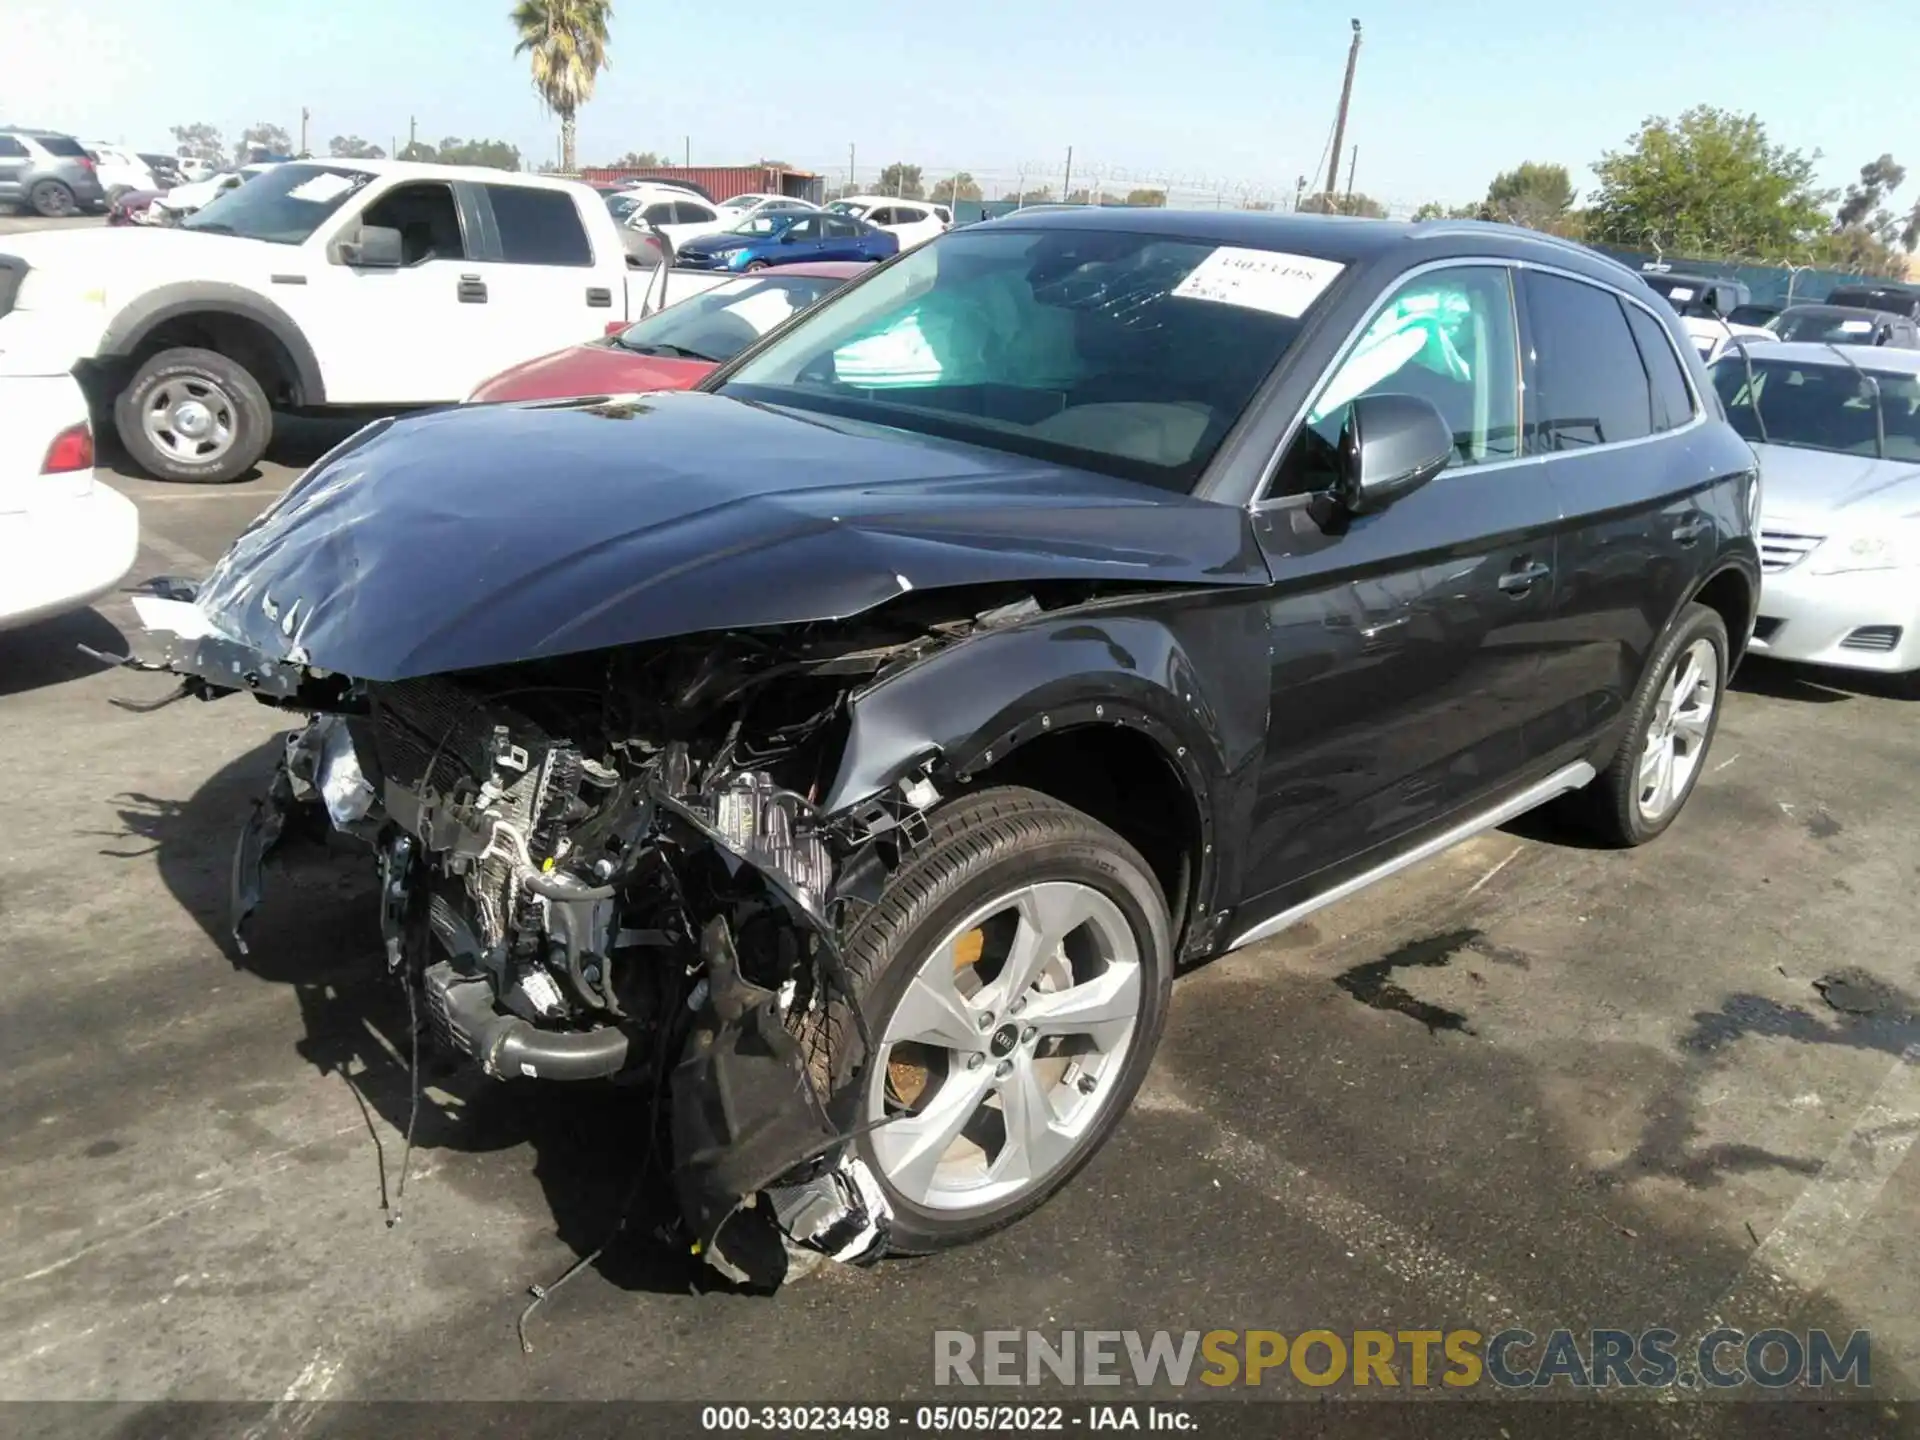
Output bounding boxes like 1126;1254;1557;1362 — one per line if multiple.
1733;656;1912;705
0;606;122;698
111;734;717;1303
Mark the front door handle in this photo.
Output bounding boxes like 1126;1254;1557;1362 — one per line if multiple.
1673;517;1711;546
1497;561;1552;595
458;274;488;303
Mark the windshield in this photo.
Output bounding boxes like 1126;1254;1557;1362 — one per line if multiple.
1711;355;1920;462
722;226;1340;490
615;274;846;362
724;213;795;237
180;162;373;243
1771;311;1883;344
1727;304;1778;327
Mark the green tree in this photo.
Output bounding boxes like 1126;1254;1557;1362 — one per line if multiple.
328;136;386;159
875;162;924;199
1587;106;1830;257
612;150;662;169
170;123;224;165
397;140;439;163
929;172;982;204
1002;186;1055;205
1485;161;1574;228
235;122;291;163
435;136;523;170
1065;188;1092;205
510;0;613;173
1241;199;1276;212
1298;191;1387;218
1124;187;1167;207
1411;200;1447;221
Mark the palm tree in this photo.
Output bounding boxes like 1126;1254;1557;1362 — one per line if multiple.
509;0;612;173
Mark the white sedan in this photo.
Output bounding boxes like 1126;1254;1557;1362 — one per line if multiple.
714;193;819;224
826;195;951;249
1708;342;1920;686
0;376;140;632
613;188;729;250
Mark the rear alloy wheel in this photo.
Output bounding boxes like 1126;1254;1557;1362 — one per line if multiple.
1574;601;1728;845
114;347;272;484
832;788;1173;1254
30;180;77;218
744;260;770;271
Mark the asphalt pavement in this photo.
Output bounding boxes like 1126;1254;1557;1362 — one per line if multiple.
1;208;1917;1424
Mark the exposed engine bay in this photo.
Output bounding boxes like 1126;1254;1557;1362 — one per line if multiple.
115;581;1062;1286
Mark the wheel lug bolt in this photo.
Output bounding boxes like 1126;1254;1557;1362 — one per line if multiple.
1010;997;1026;1015
994;1059;1012;1079
1021;1025;1037;1044
977;1013;994;1031
1077;1074;1097;1095
966;1053;985;1071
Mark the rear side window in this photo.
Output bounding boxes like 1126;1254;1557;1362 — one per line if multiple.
1522;272;1653;451
673;202;715;225
0;137;27;158
484;185;592;267
34;135;88;158
1622;303;1696;432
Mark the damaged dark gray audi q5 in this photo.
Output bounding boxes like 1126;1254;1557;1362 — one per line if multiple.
115;211;1762;1284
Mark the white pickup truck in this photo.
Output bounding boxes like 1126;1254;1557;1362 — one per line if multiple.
0;158;693;482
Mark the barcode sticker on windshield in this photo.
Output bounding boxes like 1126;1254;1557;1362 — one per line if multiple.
1840;319;1874;333
1173;248;1345;318
286;172;359;204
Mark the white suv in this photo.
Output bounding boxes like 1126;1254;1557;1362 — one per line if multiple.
828;195;950;249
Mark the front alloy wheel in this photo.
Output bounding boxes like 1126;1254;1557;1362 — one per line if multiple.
867;880;1145;1212
831;787;1173;1253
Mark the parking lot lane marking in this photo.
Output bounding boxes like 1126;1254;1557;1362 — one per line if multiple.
1135;1084;1526;1327
0;1121;365;1294
1465;845;1525;897
1710;1039;1920;1325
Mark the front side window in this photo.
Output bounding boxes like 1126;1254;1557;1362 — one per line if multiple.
1773;310;1884;345
723;226;1339;491
1710;357;1920;462
181;162;375;244
674;202;716;225
0;137;27;158
485;185;592;266
1523;271;1655;451
361;182;467;264
824;215;859;238
1271;265;1518;498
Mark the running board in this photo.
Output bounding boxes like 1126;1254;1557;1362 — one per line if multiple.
1225;761;1596;953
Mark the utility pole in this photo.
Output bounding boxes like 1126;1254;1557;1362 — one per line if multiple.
299;107;309;154
1324;19;1362;200
408;115;417;155
1344;145;1358;206
848;143;855;195
1063;145;1073;202
684;136;690;168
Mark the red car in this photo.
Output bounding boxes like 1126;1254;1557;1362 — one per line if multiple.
466;262;864;403
106;188;163;226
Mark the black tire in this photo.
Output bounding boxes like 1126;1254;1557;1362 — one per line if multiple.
113;347;272;484
744;260;770;271
1571;601;1729;846
29;180;77;218
828;786;1174;1255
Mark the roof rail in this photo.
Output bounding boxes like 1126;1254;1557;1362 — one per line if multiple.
1410;218;1643;280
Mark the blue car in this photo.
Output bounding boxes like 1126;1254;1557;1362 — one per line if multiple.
673;209;899;271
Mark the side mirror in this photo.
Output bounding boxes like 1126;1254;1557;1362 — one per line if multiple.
332;224;403;268
1330;392;1454;515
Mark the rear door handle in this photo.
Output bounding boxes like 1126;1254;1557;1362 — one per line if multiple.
1497;561;1552;594
1673;517;1711;546
457;274;488;303
585;286;612;308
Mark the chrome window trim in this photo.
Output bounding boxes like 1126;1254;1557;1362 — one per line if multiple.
1251;254;1708;513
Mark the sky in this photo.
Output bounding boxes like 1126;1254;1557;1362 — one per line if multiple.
7;0;1917;213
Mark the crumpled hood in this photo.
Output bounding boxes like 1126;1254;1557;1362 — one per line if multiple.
192;390;1264;679
1753;442;1920;526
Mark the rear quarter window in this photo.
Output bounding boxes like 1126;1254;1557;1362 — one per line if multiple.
1622;303;1697;432
34;135;88;158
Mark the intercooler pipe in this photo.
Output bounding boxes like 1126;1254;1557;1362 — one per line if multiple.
439;975;631;1082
